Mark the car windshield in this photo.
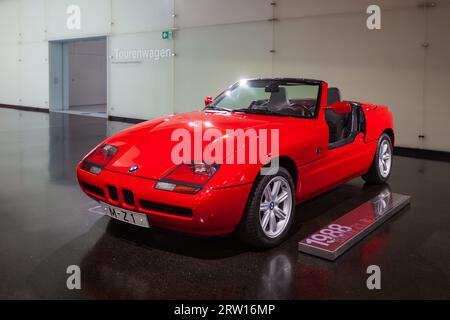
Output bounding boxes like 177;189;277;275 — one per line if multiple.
207;79;321;118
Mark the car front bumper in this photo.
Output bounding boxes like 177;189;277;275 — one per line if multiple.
76;165;253;235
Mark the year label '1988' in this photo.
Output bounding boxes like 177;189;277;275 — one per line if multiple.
305;224;352;247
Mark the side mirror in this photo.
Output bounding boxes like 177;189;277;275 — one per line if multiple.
204;96;213;106
326;101;352;114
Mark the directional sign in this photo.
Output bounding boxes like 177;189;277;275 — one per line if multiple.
162;31;173;40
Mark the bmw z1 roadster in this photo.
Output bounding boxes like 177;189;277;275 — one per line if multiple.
77;78;394;248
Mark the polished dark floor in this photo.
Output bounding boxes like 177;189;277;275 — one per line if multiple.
0;108;449;299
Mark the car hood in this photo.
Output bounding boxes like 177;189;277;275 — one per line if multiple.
103;110;300;180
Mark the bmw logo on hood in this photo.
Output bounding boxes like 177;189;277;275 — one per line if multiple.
128;165;139;173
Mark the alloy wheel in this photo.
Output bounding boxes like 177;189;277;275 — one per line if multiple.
379;140;392;178
259;176;293;238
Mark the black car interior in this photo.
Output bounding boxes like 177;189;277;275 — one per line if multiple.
247;84;365;148
325;87;365;149
267;87;290;110
250;86;315;117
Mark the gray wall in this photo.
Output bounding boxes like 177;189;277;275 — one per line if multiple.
68;39;107;107
0;0;449;152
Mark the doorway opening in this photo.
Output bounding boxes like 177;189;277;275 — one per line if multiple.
49;37;107;118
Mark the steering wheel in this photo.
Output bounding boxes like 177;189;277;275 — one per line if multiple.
286;104;313;116
249;99;269;110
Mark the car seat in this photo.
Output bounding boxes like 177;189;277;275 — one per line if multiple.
267;87;291;111
325;87;352;143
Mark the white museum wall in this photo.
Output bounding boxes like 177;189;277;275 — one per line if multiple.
110;0;174;34
174;0;272;28
422;3;450;151
276;0;425;19
108;31;174;119
273;7;426;149
45;0;111;40
19;42;49;108
0;0;449;151
173;21;273;113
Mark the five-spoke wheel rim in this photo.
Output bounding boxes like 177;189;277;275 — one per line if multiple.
379;140;392;178
259;176;293;238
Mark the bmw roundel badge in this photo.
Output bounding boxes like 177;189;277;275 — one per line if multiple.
128;165;139;173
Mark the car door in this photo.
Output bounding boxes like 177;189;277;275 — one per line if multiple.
298;103;370;200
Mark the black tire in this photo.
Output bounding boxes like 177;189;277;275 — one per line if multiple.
362;133;393;184
236;167;296;249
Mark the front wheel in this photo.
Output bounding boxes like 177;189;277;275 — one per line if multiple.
236;167;295;248
362;133;393;184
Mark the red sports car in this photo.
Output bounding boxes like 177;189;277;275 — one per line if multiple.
77;78;394;248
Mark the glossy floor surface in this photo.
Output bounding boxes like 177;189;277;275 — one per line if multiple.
0;108;449;299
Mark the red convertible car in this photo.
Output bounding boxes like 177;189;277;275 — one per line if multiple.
77;78;394;248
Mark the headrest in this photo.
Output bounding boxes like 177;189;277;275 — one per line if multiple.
327;87;341;105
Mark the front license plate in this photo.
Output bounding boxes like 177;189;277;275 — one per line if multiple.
100;202;150;228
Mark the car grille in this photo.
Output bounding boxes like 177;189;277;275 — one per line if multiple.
80;180;193;219
107;186;118;201
122;189;135;206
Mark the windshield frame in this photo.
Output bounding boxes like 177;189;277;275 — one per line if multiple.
205;78;323;119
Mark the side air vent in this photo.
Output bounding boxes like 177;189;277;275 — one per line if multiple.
81;182;105;198
139;199;193;218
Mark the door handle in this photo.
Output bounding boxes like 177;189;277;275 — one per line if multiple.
315;147;323;154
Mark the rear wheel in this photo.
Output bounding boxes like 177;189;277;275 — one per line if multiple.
362;133;393;184
236;167;295;248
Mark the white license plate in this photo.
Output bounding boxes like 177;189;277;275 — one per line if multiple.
100;202;150;228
